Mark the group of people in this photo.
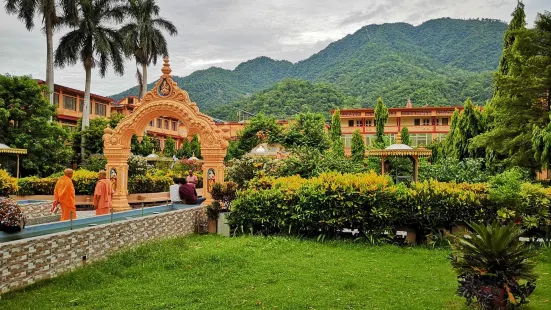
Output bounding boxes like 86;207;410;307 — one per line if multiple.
170;170;206;205
53;168;113;221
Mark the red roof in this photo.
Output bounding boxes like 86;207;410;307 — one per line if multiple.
35;79;114;103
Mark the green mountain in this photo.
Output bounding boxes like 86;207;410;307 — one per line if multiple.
110;18;507;116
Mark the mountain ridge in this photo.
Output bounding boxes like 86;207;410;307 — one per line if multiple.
110;17;507;115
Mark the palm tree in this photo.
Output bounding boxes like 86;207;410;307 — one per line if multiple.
54;0;125;158
4;0;66;107
120;0;177;98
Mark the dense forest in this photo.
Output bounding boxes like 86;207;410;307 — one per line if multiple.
110;18;507;115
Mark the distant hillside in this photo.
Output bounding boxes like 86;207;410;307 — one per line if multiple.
110;18;506;114
208;79;361;121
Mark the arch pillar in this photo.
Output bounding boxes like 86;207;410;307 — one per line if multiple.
201;149;227;204
104;147;132;211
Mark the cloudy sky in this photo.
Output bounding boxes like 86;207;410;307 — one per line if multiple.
0;0;548;96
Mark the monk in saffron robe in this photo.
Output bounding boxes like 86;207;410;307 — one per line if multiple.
54;169;76;221
93;170;112;215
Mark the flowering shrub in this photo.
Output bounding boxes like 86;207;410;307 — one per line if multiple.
229;172;551;238
0;169;18;196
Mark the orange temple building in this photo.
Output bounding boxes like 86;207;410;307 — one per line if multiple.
332;99;464;152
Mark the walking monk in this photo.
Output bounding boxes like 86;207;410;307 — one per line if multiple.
54;169;76;221
93;170;112;215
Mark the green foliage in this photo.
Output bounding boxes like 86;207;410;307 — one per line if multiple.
128;174;172;194
419;158;491;183
0;75;73;177
81;155;107;172
189;134;201;159
497;1;527;77
111;19;507;112
80;117;110;156
163;137;176;157
279;112;329;150
0;169;18;196
109;112;125;128
229;172;551;238
450;222;537;308
234;114;282;158
205;201;221;221
450;98;485;160
131;134;155;156
209;79;360;121
210;182;238;210
374;98;388;144
128;155;150;177
400;126;410;146
330;109;344;157
351;129;365;163
225;156;281;187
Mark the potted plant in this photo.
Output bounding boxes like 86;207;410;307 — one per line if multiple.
205;201;221;233
450;222;537;309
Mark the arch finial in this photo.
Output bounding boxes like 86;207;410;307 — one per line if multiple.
162;58;172;75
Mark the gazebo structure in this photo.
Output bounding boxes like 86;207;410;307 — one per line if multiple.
0;144;27;178
366;134;432;182
246;143;287;159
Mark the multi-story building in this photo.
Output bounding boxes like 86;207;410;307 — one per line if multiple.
37;80;114;132
332;100;464;151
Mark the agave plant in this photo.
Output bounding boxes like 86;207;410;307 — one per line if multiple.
450;222;537;309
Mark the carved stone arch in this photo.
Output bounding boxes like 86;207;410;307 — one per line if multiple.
103;59;230;211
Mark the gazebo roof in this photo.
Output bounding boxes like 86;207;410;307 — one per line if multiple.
0;143;27;155
365;134;432;157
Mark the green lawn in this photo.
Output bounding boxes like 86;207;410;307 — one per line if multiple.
1;235;549;310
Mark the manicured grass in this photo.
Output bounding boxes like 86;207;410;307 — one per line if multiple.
1;235;549;310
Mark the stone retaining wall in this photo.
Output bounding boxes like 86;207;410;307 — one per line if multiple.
19;202;52;220
0;206;203;294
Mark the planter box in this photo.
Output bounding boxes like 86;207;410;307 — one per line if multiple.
217;212;230;237
208;219;217;233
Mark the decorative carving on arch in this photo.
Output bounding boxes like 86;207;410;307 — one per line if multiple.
103;58;230;211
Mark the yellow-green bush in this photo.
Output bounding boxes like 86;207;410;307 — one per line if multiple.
0;169;18;196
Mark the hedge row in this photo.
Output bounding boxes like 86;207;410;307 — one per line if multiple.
228;172;551;237
16;170;172;196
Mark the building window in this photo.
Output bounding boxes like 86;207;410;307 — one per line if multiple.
414;119;420;126
388;134;396;144
156;118;162;128
164;120;169;129
356;120;363;127
171;121;177;131
365;135;376;146
342;135;352;148
128;97;134;104
435;118;440;125
410;133;432;147
79;99;92;113
366;120;373;127
422;118;430;126
63;95;77;111
95;103;107;116
435;133;447;142
348;120;354;127
149;120;154;127
442;118;449;125
53;93;60;105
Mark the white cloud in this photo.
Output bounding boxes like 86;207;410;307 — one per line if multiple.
0;0;548;96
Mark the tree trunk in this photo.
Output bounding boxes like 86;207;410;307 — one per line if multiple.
81;64;92;161
141;63;148;99
45;14;55;113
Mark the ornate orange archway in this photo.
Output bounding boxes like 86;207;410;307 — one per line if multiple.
103;59;230;211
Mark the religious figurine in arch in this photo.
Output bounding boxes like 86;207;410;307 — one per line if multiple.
159;79;170;96
110;168;118;193
207;169;216;193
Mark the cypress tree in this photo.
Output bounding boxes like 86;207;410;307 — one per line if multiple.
374;97;388;144
497;0;526;77
400;126;411;146
163;137;176;157
351;129;365;163
330;109;345;157
452;98;484;160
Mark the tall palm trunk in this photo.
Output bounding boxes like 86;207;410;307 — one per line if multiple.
81;63;92;160
45;13;55;110
141;62;148;98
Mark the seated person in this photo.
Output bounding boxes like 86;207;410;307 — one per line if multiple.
0;197;27;233
170;177;181;203
178;179;206;205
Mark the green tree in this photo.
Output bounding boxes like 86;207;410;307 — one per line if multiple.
4;0;68;107
280;112;330;150
445;109;460;156
189;134;202;158
351;129;365;163
330;109;344;157
120;0;177;98
176;138;191;158
109;112;125;128
497;1;526;78
374;97;388;144
163;137;176;157
131;134;154;156
55;0;125;159
0;75;73;177
400;126;411;146
234;114;282;158
81;117;110;156
452;98;484;160
475;11;550;170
